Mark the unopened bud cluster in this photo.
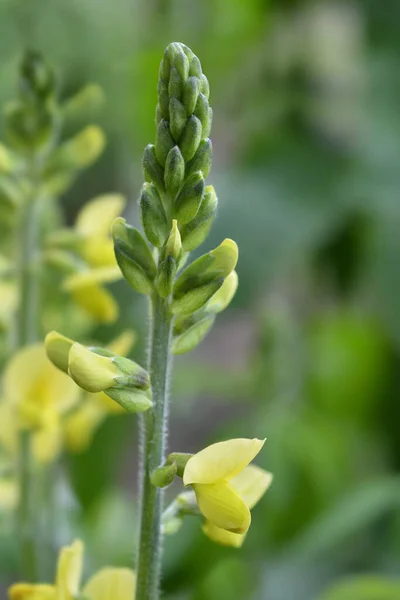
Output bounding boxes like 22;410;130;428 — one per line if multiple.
113;43;239;355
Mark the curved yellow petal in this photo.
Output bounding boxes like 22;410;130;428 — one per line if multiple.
45;331;75;374
82;567;136;600
55;539;83;600
82;238;116;268
64;402;105;453
230;465;273;510
8;583;56;600
68;344;120;393
67;282;118;324
202;521;245;548
2;345;78;426
193;481;251;534
76;194;126;238
183;438;266;485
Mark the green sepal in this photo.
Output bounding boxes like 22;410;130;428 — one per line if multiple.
183;76;200;115
168;66;182;101
143;144;165;193
172;314;215;355
157;78;170;119
179;115;202;161
155;119;175;166
180;185;217;251
156;255;177;299
185;138;212;179
169;98;187;142
140;183;169;247
113;356;150;389
174;171;205;226
112;218;156;294
151;462;178;488
171;279;223;316
164;146;185;196
166;452;193;477
105;387;152;413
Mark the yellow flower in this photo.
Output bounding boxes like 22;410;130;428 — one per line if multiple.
8;539;136;600
183;438;270;536
63;194;125;323
0;344;79;464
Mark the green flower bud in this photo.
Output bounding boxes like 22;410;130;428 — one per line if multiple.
45;330;75;373
163;220;182;261
164;146;185;196
171;279;223;316
185;138;212;179
166;452;193;477
63;84;105;120
169;98;187;142
172;314;215;355
112;217;156;295
171;48;189;80
182;76;200;115
142;144;165;193
20;50;55;103
200;74;210;98
151;462;178;488
155;119;175;167
156;255;177;299
157;78;170;119
189;56;202;78
168;66;182;100
0;176;24;209
140;183;169;247
194;93;213;138
174;171;205;226
0;144;13;174
179;115;202;161
180;185;217;251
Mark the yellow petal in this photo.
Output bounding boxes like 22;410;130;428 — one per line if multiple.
76;194;126;238
64;402;105;453
202;521;245;548
8;583;56;600
2;344;79;426
32;417;62;464
82;238;116;268
68;344;120;393
95;391;125;414
230;465;273;510
55;539;84;600
183;438;266;485
107;330;137;357
82;567;136;600
63;266;121;289
45;331;75;374
193;481;251;534
67;282;118;324
0;478;19;511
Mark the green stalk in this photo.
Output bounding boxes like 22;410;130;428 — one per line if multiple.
16;164;40;581
135;293;172;600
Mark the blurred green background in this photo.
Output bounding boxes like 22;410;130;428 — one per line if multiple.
1;0;400;598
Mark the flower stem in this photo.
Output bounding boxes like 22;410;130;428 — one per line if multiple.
16;164;40;581
135;294;172;600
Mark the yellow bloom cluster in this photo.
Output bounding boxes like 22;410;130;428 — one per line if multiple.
62;195;125;323
183;438;272;548
8;539;136;599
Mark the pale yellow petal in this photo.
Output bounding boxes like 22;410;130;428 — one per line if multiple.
63;266;121;289
76;194;126;238
230;465;273;510
55;539;83;600
107;330;137;357
32;417;62;464
8;583;56;600
68;344;120;393
64;402;105;453
183;438;266;485
95;391;125;414
202;521;245;548
82;238;116;268
45;331;75;374
67;282;118;324
193;481;251;534
82;567;136;600
0;479;19;511
2;344;79;426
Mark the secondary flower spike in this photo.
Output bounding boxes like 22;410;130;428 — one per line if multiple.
183;438;271;535
8;539;136;600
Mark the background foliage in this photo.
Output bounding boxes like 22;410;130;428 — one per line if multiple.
1;0;400;598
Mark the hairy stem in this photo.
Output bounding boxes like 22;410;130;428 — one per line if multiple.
135;294;172;600
16;167;40;581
